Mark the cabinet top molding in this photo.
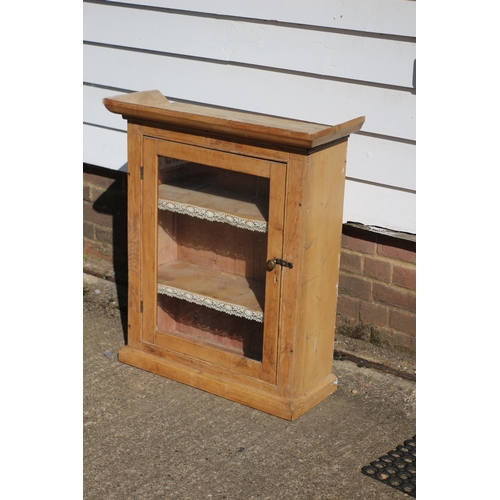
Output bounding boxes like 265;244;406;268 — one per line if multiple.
103;90;364;150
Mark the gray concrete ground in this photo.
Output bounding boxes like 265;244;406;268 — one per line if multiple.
84;273;416;500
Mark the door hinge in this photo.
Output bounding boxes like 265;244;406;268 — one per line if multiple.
140;166;144;179
140;300;143;313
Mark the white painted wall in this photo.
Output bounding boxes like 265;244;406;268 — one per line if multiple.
83;0;416;233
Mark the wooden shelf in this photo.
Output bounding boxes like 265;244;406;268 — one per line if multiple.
157;260;265;322
158;180;268;232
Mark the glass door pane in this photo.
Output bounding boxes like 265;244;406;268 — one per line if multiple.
156;155;270;362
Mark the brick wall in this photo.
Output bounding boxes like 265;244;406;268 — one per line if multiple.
338;225;416;352
83;164;416;353
83;164;128;283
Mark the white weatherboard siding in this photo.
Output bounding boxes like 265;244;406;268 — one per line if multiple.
83;45;415;140
83;0;416;233
102;0;416;37
84;3;415;88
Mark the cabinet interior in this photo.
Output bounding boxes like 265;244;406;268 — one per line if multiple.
156;158;270;361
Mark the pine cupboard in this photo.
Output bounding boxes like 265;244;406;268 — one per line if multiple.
103;90;364;420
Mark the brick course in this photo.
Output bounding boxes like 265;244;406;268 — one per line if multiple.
372;282;416;312
339;274;372;300
341;233;377;255
378;242;416;264
83;184;91;201
340;250;363;274
359;301;389;327
83;164;416;354
391;330;415;351
83;200;114;227
336;295;359;320
390;309;416;337
365;257;391;282
95;225;114;245
392;265;416;290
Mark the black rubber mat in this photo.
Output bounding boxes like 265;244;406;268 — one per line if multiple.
361;436;416;497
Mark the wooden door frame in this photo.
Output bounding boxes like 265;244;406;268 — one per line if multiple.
139;136;287;384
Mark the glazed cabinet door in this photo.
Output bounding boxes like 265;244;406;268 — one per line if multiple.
140;137;286;384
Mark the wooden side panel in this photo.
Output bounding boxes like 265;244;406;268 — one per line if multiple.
276;140;348;399
126;123;143;348
276;154;309;399
294;139;348;396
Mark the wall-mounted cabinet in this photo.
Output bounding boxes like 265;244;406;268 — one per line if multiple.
104;90;364;420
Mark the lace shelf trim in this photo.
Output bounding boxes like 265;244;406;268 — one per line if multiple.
157;284;264;323
158;199;267;233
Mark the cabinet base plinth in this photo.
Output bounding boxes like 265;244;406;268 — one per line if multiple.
118;346;337;420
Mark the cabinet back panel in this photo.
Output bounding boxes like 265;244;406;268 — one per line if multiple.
158;213;268;282
159;161;270;208
177;217;267;281
157;295;263;361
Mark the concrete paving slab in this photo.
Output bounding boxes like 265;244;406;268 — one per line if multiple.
84;273;416;499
